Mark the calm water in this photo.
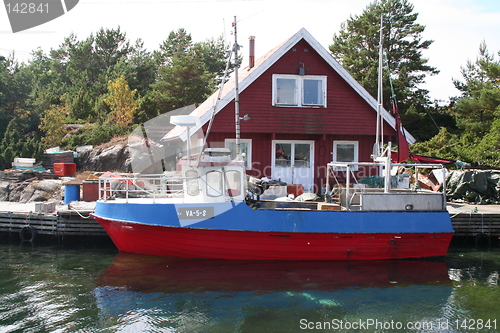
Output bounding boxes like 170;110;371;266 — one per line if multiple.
0;237;499;333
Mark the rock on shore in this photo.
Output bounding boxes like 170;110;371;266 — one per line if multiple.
0;136;132;203
77;136;131;172
0;137;130;203
0;171;63;203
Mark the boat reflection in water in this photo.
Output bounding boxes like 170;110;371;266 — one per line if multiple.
94;253;452;332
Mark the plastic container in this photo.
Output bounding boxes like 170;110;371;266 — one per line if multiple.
43;151;74;171
54;163;76;176
287;184;304;197
12;158;36;167
64;184;80;204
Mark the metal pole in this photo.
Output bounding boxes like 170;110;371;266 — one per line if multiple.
384;142;392;193
441;166;447;210
325;164;331;201
233;16;241;157
186;127;191;165
375;14;384;160
345;165;350;210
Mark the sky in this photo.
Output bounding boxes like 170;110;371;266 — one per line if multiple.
1;0;500;103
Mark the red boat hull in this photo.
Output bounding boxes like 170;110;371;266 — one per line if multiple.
95;216;453;260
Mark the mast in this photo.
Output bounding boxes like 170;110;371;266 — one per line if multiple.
233;16;241;157
375;14;384;160
377;14;392;193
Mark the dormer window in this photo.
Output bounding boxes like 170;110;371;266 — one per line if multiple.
272;74;326;107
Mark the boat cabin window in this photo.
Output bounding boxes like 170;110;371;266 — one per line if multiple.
185;170;200;196
206;170;223;197
225;170;242;197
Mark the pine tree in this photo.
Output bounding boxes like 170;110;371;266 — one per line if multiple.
453;41;500;137
0;117;44;169
451;42;500;166
329;0;438;114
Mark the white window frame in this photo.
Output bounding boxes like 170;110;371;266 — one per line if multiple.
185;169;200;196
272;74;327;107
272;140;315;192
225;170;242;197
332;141;359;171
206;170;223;197
225;138;252;170
274;76;297;106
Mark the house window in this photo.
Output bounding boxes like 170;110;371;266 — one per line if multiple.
332;141;358;171
303;78;324;105
273;74;326;107
276;78;297;105
225;139;252;170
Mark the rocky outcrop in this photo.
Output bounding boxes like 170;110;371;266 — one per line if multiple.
77;137;131;172
0;137;131;203
0;171;63;203
0;181;10;201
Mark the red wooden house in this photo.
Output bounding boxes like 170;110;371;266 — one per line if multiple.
168;28;415;194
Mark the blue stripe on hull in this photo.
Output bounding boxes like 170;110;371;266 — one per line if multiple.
94;201;454;234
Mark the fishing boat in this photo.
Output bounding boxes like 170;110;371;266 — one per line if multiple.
91;18;453;260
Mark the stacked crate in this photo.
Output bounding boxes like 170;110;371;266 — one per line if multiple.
42;151;75;174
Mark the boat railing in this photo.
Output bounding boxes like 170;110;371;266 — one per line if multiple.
98;172;193;203
326;161;448;211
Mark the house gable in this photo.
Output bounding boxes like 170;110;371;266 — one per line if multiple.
163;28;415;192
168;28;414;145
212;38;394;137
